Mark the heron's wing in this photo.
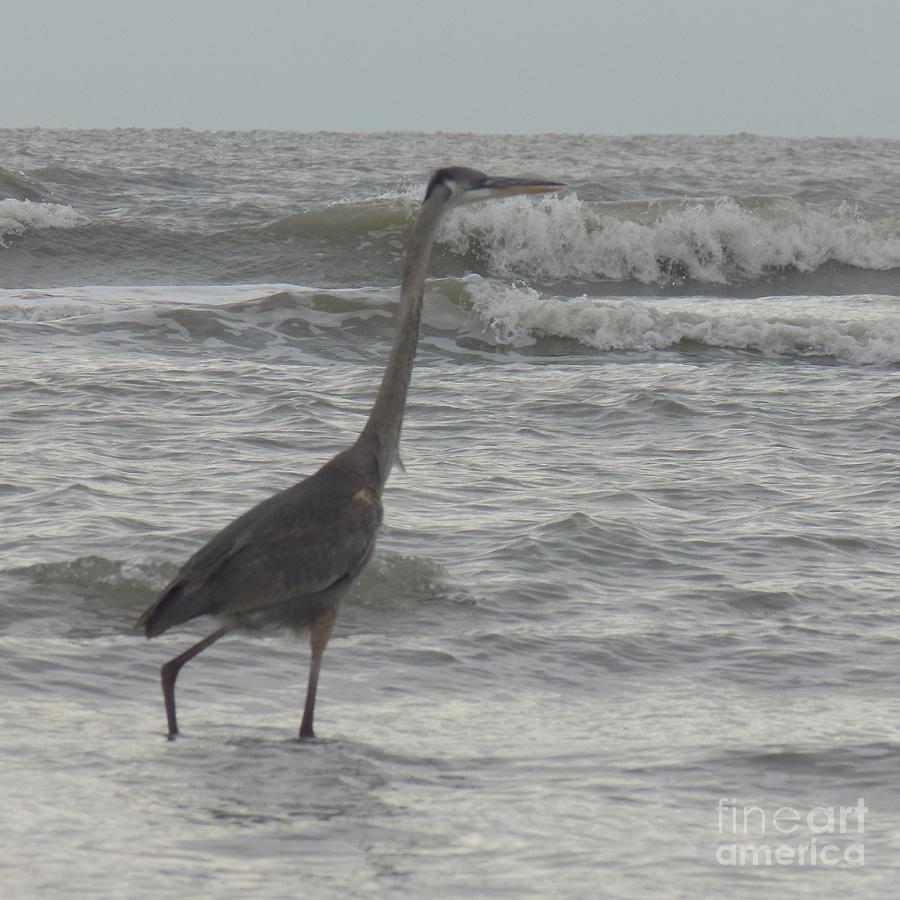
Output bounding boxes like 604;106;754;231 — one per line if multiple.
208;488;380;609
140;476;382;635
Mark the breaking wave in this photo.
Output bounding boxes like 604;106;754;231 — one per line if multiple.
3;280;897;367
0;198;84;246
441;194;900;285
464;277;900;365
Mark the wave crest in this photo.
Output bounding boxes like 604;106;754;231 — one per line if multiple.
441;194;900;285
266;196;413;238
466;277;900;365
0;198;85;246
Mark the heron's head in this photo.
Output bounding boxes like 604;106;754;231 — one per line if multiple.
424;166;564;206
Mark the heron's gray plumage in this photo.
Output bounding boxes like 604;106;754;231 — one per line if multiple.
140;446;382;636
137;166;564;739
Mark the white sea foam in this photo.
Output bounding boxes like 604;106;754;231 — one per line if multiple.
0;198;84;245
441;195;900;284
465;277;900;365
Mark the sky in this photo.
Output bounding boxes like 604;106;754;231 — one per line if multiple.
4;0;900;136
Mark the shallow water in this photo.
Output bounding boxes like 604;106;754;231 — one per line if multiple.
2;131;899;897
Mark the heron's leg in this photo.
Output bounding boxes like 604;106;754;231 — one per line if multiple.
160;627;230;739
299;608;337;740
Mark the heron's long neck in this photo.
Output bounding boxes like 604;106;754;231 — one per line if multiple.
359;193;447;488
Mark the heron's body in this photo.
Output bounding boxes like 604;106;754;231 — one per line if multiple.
137;167;563;739
142;447;382;637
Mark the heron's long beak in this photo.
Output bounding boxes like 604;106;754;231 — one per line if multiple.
468;175;566;201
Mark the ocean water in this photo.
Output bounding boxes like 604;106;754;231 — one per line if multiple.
1;129;899;897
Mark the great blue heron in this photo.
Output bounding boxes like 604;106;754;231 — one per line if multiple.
137;166;564;739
